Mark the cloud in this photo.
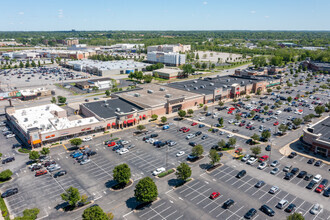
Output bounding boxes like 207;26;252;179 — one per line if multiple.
18;12;24;15
264;15;270;18
203;1;208;5
250;10;256;14
58;9;64;18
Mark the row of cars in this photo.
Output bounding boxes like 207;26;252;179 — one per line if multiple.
70;146;97;164
106;139;135;154
1;126;16;139
233;169;324;217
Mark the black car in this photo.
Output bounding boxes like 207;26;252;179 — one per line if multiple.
285;203;296;213
307;158;315;164
265;145;271;151
195;131;202;136
150;133;158;138
87;151;97;156
284;172;294;180
244;208;257;219
218;152;224;157
2;157;15;164
255;180;265;188
1;188;18;198
323;187;330;197
223;199;235;209
304;174;313;181
291;168;299;175
54;170;67;178
297;171;307;178
288;152;297;158
260;205;275;216
314;160;323;166
189;142;197;147
306;181;317;190
236;170;246;178
12;143;22;149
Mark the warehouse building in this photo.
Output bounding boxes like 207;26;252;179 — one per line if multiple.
153;68;182;79
147;52;186;66
302;116;330;157
65;60;149;76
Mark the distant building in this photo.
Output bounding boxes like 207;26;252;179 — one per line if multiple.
64;39;79;46
235;68;268;76
301;58;330;72
101;44;144;52
153;68;182;79
278;42;299;48
67;44;87;50
147;44;191;53
147;52;185;66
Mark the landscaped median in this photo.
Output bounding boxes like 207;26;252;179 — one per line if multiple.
157;168;175;178
0;196;10;220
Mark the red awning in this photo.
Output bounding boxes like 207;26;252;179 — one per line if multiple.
112;122;116;126
139;115;142;119
143;114;146;118
107;123;111;127
236;92;240;95
134;118;137;122
127;119;133;123
123;121;127;124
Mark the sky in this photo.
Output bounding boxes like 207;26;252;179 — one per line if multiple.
0;0;329;31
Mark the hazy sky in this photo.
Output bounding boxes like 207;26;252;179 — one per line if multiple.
1;0;329;31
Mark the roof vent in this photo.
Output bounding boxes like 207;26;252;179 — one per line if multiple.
116;108;121;112
209;83;214;86
24;118;28;122
147;89;153;94
134;93;141;97
165;94;172;98
193;80;197;83
159;87;165;91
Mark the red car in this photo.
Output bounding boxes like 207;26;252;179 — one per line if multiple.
246;125;252;129
210;192;220;199
229;107;235;111
35;170;47;177
315;182;327;193
239;123;245;127
227;111;233;114
108;142;116;147
259;155;269;162
273;121;279;126
179;127;187;131
183;128;190;133
191;122;198;126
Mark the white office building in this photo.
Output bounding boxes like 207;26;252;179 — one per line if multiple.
147;52;186;66
147;44;191;53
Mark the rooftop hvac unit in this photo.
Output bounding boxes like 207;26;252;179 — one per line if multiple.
186;88;190;91
193;80;197;83
90;119;93;122
116;108;121;112
103;100;107;103
34;121;38;124
147;90;154;94
46;106;50;110
134;93;141;97
184;85;187;88
78;120;81;123
24;118;28;122
165;94;172;98
235;78;237;80
227;79;230;82
241;81;244;84
131;108;137;111
194;87;198;90
159;87;165;91
210;83;214;86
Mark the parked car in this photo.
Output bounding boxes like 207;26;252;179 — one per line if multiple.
310;204;323;215
270;160;280;167
297;171;307;178
288;152;297;158
176;151;185;157
236;170;246;178
35;170;48;176
247;157;258;165
1;188;18;198
210;192;220;199
53;170;67;178
48;164;61;172
244;208;257;219
82;136;92;142
283;165;292;172
260;204;275;216
80;159;90;165
315;179;328;193
314;160;323;166
312;174;322;183
241;154;250;162
255;180;265;188
304;174;313;181
306;181;317;190
152;167;165;176
270;168;280;175
2;157;15;164
259;155;269;162
276;199;289;209
258;162;267;170
223;199;235;209
284;203;296;213
307;158;315;164
269;186;279;194
323;187;330;197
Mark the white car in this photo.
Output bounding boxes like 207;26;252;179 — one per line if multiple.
234;122;240;126
241;154;250;162
176;151;185;157
312;174;322;183
80;159;90;165
6;134;15;138
29;163;42;169
149;138;156;144
121;140;129;145
275;110;282;115
228;119;234;124
227;133;234;138
152;167;165;176
309;106;314;110
48;164;61;172
2;128;9;132
269;186;279;194
186;134;195;139
82;136;92;142
310;204;323;215
247;157;258;165
258;162;267;170
198;117;205;121
219;131;225;135
119;148;129;155
298;111;303;115
271;160;280;167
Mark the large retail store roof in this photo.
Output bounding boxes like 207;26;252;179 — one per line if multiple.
67;60;149;71
312;117;330;142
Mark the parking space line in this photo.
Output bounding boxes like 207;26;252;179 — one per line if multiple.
303;204;314;217
163;210;177;219
226;206;244;220
139;202;166;218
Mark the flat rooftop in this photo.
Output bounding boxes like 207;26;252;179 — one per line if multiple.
117;84;202;108
312;117;330;142
12;104;99;134
67;60;149;71
82;98;144;119
166;75;265;95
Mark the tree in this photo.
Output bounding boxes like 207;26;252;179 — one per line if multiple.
70;138;82;147
209;149;220;166
250;111;256;117
201;62;207;69
235;113;241;121
19;61;24;68
128;72;136;80
105;90;110;96
192;145;204;157
187;109;194;116
228;137;237;146
137;125;146;131
50;96;56;104
233;98;237;103
182;64;195;77
31;60;36;67
276;86;281;90
261;130;271;141
293;118;303;127
151;114;158;120
40;147;50;156
82;206;109;220
25;60;30;68
218;117;224;126
287;96;292;102
143;74;153;83
279;124;288;133
246;95;251;101
250;146;261;157
264;105;269;111
267;88;272;94
161;116;167;124
51;58;54;64
178;110;186;118
270;56;283;66
15;208;40;220
113;163;131;185
176;163;192;182
57;96;67;104
0;169;13;181
38;60;41;67
287;212;305;220
196;53;199;59
251;133;260;141
61;187;81;207
134;177;158;203
315;105;325;116
218;101;224;107
29;151;40;161
203;105;208;112
303;115;312;123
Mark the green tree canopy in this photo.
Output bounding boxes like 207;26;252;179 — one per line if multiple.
14;208;40;220
40;147;50;155
134;177;158;203
70;138;82;147
287;212;305;220
113;163;131;185
315;105;325;116
29;151;40;161
178;110;186;118
251;133;260;141
218;139;226;148
175;163;192;182
151;114;158;120
0;169;13;181
209;149;220;166
192;144;204;157
261;130;271;141
82;206;109;220
228;137;237;146
61;187;81;207
250;146;261;157
161;116;167;124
